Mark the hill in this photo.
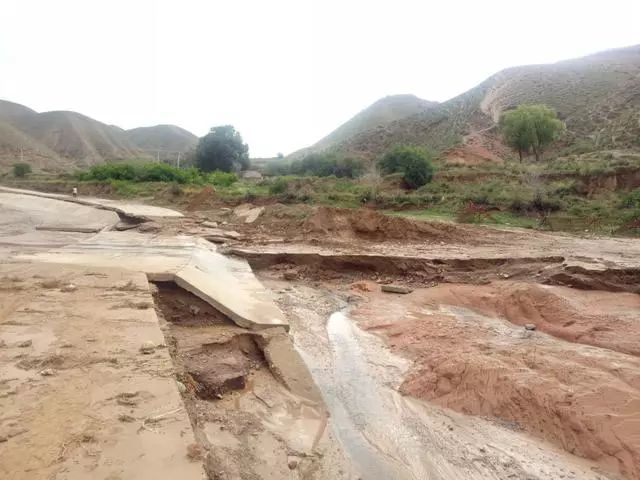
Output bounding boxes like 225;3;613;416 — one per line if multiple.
0;100;197;171
290;94;438;159
297;44;640;163
126;125;198;156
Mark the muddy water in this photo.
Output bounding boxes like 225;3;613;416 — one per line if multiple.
290;303;613;480
305;312;436;480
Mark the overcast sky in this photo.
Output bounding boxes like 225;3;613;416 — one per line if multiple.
1;0;638;157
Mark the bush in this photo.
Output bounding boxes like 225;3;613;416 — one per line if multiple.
12;163;32;177
269;177;290;195
288;154;364;178
403;157;434;189
378;146;434;189
76;162;236;186
206;171;238;187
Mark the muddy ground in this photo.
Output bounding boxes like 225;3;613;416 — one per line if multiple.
3;193;640;479
170;202;639;479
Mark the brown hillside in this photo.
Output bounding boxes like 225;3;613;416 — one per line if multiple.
290;94;438;159
0;100;197;171
302;44;640;162
126;125;198;157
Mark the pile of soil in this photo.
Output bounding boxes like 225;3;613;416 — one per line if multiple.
184;186;216;211
302;206;481;243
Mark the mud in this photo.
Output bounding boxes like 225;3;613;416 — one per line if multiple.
269;278;617;479
348;282;640;479
302;206;489;243
234;249;640;294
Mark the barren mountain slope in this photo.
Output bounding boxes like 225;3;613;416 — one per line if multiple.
126;124;198;153
302;44;640;162
0;100;197;171
290;94;438;159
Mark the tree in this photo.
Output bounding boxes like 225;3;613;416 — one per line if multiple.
12;162;32;177
500;104;564;162
378;146;434;189
195;125;249;172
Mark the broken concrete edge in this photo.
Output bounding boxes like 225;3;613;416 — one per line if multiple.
0;185;177;223
35;225;103;233
148;268;290;331
173;270;290;332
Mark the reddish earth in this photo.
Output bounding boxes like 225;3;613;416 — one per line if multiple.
302;206;488;243
351;281;640;480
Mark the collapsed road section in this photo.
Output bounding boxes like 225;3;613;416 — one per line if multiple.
2;187;639;479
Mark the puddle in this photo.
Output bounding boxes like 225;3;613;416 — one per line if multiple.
302;311;436;480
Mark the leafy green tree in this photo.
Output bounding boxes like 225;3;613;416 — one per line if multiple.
500;104;564;162
378;146;434;189
196;125;249;172
12;162;32;177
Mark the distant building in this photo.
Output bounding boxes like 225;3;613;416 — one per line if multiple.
241;170;263;180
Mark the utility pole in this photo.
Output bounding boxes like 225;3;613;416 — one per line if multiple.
20;147;24;163
156;150;160;163
177;151;181;169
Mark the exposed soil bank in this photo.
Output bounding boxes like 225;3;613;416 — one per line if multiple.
269;278;616;480
351;282;640;479
151;282;356;479
234;249;640;294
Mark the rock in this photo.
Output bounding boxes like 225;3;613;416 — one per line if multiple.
201;221;219;228
176;381;187;393
283;271;297;281
381;285;413;294
205;236;227;244
60;283;77;292
17;339;32;348
139;341;156;354
114;221;139;231
287;455;299;470
189;305;201;316
524;323;537;331
138;222;161;233
40;368;55;376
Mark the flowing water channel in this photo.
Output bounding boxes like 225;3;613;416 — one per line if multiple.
301;311;436;479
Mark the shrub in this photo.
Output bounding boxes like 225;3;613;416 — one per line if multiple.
206;171;238;187
288;153;364;178
403;156;434;189
621;189;640;209
77;162;216;185
378;146;434;190
12;162;32;177
269;177;290;195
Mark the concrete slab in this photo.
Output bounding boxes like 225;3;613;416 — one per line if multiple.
174;242;289;330
0;263;203;480
0;186;183;219
16;232;289;330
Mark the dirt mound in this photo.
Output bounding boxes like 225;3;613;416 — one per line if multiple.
184;186;216;211
421;281;640;356
353;286;640;479
303;206;479;243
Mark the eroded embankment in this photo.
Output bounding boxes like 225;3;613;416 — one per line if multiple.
233;249;640;294
150;282;354;480
351;284;640;480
